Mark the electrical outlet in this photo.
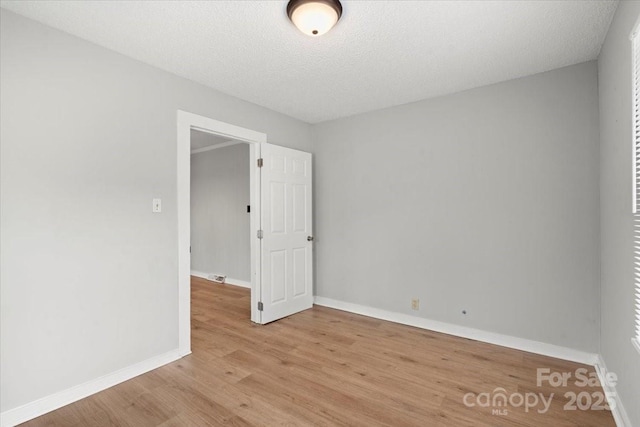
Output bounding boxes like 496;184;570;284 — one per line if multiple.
411;298;419;311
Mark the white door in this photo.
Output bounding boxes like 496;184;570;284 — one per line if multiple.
259;143;313;324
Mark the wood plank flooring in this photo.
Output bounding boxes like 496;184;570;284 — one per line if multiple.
22;276;615;426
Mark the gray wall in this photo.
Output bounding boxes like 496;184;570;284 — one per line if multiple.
312;61;601;353
191;143;250;282
598;2;640;424
0;9;311;413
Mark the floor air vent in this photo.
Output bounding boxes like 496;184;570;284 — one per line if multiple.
207;274;226;284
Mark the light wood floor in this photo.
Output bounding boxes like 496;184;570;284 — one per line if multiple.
23;276;615;426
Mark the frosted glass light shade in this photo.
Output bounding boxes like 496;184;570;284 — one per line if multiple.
287;0;342;37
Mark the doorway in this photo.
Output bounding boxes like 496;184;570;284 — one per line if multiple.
177;111;314;357
190;131;251;288
177;111;264;356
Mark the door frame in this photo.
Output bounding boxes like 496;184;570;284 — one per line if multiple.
177;110;266;356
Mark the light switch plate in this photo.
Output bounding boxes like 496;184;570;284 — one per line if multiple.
152;198;162;213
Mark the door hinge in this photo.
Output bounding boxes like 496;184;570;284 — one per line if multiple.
257;229;263;239
258;301;264;311
257;158;263;168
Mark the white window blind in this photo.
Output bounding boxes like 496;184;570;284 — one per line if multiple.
633;28;640;352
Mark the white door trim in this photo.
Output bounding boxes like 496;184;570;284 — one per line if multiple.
177;110;266;356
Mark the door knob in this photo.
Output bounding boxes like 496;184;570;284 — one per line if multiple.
307;236;314;242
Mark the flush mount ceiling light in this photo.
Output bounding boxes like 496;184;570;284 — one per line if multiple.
287;0;343;37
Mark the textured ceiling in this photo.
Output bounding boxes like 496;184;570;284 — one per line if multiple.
0;0;618;124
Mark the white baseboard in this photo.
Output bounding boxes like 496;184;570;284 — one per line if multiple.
313;296;599;366
0;349;183;427
190;270;210;280
225;277;250;288
594;355;632;427
190;270;250;289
